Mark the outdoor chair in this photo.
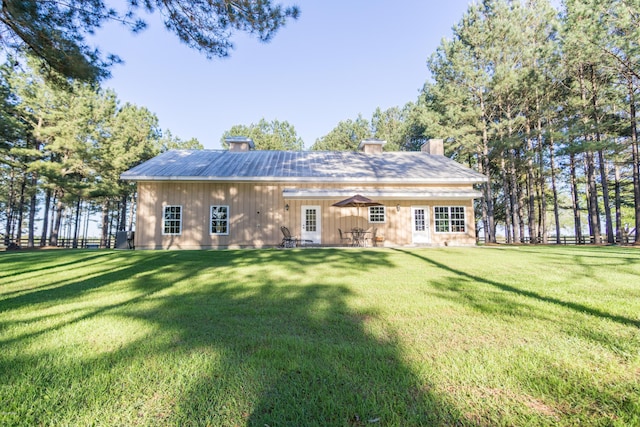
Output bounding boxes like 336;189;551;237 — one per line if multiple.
362;228;373;247
280;226;297;248
372;228;384;247
338;228;352;246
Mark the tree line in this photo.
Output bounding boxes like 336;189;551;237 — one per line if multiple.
420;0;640;245
3;0;639;247
0;58;202;248
1;0;296;248
295;0;638;245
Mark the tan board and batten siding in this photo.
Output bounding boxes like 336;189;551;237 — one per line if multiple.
124;139;487;250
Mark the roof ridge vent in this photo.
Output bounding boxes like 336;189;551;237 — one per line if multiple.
226;136;255;152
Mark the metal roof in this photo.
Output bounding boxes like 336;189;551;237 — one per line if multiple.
121;149;488;184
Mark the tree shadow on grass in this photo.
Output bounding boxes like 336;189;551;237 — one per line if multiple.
513;245;640;280
126;249;464;425
394;249;640;329
0;250;114;281
0;249;469;426
0;251;175;313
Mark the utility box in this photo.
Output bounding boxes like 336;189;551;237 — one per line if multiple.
116;231;135;249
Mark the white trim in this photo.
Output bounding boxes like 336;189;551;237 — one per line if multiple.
210;205;230;235
411;206;431;244
301;205;322;244
283;188;483;200
162;205;182;235
368;206;386;223
434;206;467;234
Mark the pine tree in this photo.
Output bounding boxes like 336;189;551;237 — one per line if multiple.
0;0;299;81
311;116;372;151
222;118;303;150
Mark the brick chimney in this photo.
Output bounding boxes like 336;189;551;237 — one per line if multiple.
358;139;386;154
226;136;255;152
421;139;444;155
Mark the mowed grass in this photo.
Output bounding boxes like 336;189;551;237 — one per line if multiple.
0;246;639;426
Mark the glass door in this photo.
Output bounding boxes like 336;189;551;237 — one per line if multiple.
411;206;431;244
301;205;321;244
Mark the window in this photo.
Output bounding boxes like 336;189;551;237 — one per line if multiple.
163;205;182;235
434;206;466;233
210;205;229;235
368;206;386;223
450;206;466;232
304;207;317;232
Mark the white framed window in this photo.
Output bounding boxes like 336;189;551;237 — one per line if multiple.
434;206;466;233
163;205;182;235
210;205;229;235
368;206;386;223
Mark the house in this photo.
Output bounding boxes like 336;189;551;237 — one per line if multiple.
120;138;487;249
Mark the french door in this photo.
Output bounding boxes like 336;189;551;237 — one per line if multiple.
411;206;431;244
301;205;321;244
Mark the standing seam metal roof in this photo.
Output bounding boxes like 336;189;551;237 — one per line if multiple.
120;149;488;183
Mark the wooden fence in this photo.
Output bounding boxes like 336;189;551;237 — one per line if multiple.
2;237;105;250
477;235;637;245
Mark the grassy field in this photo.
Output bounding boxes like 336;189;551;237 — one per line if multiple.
0;246;639;426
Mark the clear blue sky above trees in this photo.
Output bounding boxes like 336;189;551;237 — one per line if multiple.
90;0;474;149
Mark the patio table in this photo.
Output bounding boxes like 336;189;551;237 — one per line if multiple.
350;229;370;247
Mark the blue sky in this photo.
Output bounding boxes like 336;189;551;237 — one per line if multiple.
92;1;474;149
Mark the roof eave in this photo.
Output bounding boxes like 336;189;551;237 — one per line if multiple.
283;189;484;200
120;175;488;184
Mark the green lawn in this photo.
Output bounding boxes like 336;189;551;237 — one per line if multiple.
1;246;639;426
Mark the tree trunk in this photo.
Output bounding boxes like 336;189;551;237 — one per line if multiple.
549;140;561;244
479;94;496;243
128;192;136;232
27;173;38;248
63;207;72;247
118;193;128;232
15;177;27;245
501;156;512;243
484;167;496;243
535;96;547;244
100;200;110;248
40;188;52;246
585;150;601;244
628;78;640;244
72;198;82;248
614;163;622;243
478;156;490;243
4;169;15;246
589;66;614;243
107;207;115;248
538;148;547;244
577;69;600;244
518;179;526;243
570;153;583;243
48;192;57;244
50;195;64;247
509;150;521;243
525;119;537;243
537;178;546;244
597;149;614;243
83;203;91;247
507;103;524;243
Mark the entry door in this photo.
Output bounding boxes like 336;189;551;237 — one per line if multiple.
411;206;431;244
301;205;321;243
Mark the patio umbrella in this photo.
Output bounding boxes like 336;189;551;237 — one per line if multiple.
332;194;382;229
